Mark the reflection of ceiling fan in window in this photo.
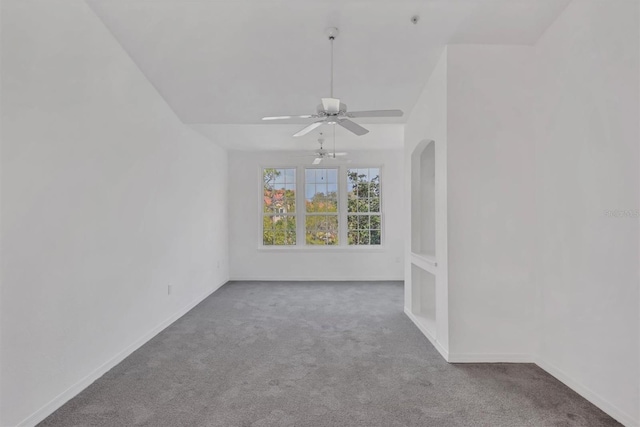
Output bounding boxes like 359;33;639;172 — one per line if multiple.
301;133;349;165
262;27;403;137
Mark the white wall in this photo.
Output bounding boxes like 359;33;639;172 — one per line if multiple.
404;49;450;355
228;149;404;281
405;2;639;424
446;45;537;360
534;0;639;425
0;1;229;426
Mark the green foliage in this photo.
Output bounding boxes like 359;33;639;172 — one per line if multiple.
263;215;296;245
305;215;338;245
305;192;338;245
347;169;381;245
263;168;296;245
262;167;382;246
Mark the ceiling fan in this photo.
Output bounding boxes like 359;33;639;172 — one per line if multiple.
262;27;403;137
303;132;349;165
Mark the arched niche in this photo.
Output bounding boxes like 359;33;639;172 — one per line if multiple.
411;139;436;257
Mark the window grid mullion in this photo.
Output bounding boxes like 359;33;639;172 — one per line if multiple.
296;167;304;246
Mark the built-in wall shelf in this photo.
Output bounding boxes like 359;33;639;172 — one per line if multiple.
405;308;437;343
406;138;447;360
410;264;436;338
411;252;437;274
411;140;436;257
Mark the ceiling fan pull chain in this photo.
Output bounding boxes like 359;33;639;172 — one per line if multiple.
333;124;336;157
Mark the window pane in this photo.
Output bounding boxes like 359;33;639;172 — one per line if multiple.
305;169;315;183
347;193;357;213
358;215;370;230
326;216;339;245
326;198;338;213
348;170;358;187
348;215;358;231
274;169;285;184
316;183;327;197
263;214;296;246
263;216;274;245
346;168;382;245
305;170;337;213
305;214;338;245
285;168;295;183
356;181;367;198
370;215;381;230
327;169;337;184
263;168;296;246
369;168;380;182
370;197;380;213
274;228;286;245
282;217;296;245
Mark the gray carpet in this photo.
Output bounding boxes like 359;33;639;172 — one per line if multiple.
39;281;620;427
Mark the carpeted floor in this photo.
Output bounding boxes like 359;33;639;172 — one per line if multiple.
39;281;620;427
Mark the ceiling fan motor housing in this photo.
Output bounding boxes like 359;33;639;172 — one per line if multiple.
316;102;347;116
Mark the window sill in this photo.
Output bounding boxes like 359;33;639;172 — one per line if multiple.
257;246;386;253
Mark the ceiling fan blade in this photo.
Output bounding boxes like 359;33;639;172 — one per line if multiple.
323;157;352;164
293;120;325;137
330;152;348;157
338;119;369;136
347;109;404;118
312;157;323;165
321;98;341;113
262;114;315;121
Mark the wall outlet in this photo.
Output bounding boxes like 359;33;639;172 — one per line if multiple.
168;284;172;295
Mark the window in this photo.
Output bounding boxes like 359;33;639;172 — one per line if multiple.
261;166;382;247
262;168;296;245
347;168;381;245
305;168;338;245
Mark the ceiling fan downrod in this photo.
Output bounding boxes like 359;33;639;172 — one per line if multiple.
325;27;339;98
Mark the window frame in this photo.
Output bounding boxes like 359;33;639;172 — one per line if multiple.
345;167;383;246
304;167;340;246
261;166;299;247
258;163;385;251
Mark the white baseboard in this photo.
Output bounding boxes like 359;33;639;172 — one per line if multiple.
404;307;449;361
403;310;637;426
229;276;404;282
16;280;228;427
535;357;639;427
447;353;534;363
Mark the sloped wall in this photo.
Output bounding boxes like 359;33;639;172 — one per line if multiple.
0;1;229;425
534;1;639;424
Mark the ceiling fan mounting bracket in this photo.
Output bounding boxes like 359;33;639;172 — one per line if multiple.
325;27;339;40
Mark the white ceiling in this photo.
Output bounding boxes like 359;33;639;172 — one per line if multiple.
190;124;404;151
86;0;570;127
